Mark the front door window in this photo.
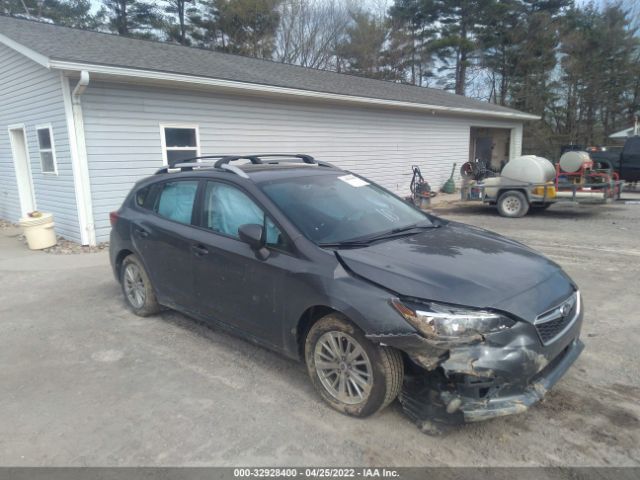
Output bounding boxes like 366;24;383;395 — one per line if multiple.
202;182;285;248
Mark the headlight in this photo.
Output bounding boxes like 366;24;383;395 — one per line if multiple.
391;298;515;338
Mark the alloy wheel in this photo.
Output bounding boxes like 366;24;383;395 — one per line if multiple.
123;263;146;309
314;331;373;405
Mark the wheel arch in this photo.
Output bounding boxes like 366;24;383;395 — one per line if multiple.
497;187;531;202
114;248;135;281
295;305;341;359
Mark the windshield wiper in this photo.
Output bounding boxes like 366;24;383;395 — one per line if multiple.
318;239;373;248
319;222;438;249
388;222;437;235
362;221;438;241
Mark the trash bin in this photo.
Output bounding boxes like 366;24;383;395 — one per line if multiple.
19;212;57;250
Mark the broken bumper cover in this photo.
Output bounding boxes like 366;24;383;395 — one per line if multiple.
369;305;584;424
455;337;584;422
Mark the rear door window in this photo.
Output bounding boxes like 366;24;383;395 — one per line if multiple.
154;180;199;225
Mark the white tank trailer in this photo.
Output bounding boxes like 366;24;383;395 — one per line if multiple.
482;155;555;198
466;151;623;217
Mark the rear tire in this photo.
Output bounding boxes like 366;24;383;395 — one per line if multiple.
304;313;404;417
497;190;529;218
120;254;160;317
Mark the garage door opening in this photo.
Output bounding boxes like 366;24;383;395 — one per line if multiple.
470;127;511;172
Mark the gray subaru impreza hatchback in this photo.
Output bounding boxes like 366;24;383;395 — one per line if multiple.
109;154;583;428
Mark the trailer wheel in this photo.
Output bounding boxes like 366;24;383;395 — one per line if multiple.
497;190;529;218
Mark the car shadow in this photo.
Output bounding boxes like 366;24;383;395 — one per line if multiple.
153;306;312;387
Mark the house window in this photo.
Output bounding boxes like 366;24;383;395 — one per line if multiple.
161;125;200;166
36;126;57;174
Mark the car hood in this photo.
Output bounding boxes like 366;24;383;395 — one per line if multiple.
336;222;575;322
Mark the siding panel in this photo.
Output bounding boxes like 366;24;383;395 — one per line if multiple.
82;82;523;242
0;44;80;241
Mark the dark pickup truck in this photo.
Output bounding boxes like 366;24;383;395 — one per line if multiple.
587;136;640;183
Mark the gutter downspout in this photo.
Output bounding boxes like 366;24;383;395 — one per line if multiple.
72;70;90;100
63;70;96;246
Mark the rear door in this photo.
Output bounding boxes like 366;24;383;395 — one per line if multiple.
190;180;292;347
132;179;201;309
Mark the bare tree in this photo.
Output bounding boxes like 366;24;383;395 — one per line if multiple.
275;0;351;70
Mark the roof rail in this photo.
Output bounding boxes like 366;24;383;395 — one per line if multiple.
155;156;227;175
213;154;317;167
219;164;250;179
154;153;333;177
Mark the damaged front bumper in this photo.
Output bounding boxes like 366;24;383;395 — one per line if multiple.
368;303;584;425
449;337;583;422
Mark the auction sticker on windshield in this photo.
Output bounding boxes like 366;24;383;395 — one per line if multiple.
338;174;369;187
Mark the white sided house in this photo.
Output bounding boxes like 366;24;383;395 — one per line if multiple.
0;16;538;245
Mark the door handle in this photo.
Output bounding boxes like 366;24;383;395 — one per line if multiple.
191;244;209;256
135;228;149;238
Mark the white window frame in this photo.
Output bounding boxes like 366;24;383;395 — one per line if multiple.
35;124;58;175
159;124;201;166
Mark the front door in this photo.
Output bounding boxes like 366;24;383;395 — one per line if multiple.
191;180;291;348
8;126;36;215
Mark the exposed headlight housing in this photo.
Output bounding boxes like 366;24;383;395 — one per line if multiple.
391;298;515;339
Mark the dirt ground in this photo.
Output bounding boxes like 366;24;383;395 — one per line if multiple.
0;195;639;467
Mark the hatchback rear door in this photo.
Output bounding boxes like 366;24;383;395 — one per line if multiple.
132;179;201;309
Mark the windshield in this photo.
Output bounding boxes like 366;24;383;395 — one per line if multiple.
260;173;433;244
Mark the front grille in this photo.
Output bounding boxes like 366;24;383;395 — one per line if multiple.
534;292;579;345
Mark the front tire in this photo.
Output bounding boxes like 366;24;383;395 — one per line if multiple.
120;254;160;317
497;190;529;218
304;314;404;417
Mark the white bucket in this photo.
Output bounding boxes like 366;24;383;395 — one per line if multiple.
19;213;57;250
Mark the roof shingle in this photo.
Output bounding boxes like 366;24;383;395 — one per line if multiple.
0;15;536;119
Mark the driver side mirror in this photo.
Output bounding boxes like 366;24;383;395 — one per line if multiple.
238;224;270;260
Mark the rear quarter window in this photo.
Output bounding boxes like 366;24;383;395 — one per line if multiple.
134;185;153;209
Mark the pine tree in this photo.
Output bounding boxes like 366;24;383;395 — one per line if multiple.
430;0;489;95
388;0;439;86
162;0;197;45
336;9;391;79
189;0;221;48
215;0;282;58
99;0;161;38
475;0;522;104
2;0;98;28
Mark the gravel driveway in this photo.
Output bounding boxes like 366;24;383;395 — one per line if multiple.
0;197;638;467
